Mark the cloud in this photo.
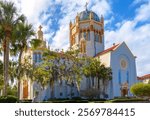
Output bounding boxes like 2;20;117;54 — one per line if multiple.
135;1;150;22
132;0;149;5
91;0;111;17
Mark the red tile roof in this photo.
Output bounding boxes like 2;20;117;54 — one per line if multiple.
95;44;120;57
137;74;150;80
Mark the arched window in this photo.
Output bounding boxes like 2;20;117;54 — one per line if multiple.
95;33;99;42
39;53;42;62
33;53;37;63
127;71;129;83
84;32;86;39
99;34;102;43
37;53;39;62
118;69;121;84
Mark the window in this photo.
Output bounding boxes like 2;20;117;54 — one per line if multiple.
127;71;129;83
33;53;42;63
99;35;102;43
39;54;42;62
84;32;86;39
33;53;37;63
37;53;40;62
118;69;121;84
60;92;63;96
88;32;90;41
95;33;99;42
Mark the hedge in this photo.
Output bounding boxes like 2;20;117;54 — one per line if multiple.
0;95;18;103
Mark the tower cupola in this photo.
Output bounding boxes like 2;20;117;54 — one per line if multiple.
69;3;105;57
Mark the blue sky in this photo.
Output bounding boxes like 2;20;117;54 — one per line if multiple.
6;0;150;76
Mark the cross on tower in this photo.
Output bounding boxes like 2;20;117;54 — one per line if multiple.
85;2;88;10
39;25;42;31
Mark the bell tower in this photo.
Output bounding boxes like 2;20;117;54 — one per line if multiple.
69;6;104;57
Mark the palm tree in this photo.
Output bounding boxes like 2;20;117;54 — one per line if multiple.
0;1;25;95
11;22;41;99
82;57;112;99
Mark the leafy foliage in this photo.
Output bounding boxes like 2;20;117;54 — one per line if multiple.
0;95;17;103
130;83;150;97
0;0;25;95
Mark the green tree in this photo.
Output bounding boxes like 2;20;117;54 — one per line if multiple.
130;83;150;97
0;1;25;95
33;49;112;99
33;49;83;99
7;85;17;97
82;57;112;98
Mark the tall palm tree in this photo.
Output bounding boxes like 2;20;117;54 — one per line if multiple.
0;1;25;96
11;22;41;99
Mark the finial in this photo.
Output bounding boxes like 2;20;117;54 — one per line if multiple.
85;2;88;11
39;25;42;30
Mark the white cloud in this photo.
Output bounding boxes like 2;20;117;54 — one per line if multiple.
51;25;69;50
135;1;150;22
91;0;111;17
132;0;150;5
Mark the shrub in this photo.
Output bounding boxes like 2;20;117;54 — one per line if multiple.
130;83;150;97
80;88;100;99
0;95;18;103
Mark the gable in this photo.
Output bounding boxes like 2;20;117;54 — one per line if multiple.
113;42;136;59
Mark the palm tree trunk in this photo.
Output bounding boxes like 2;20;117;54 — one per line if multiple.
51;84;54;98
50;78;54;99
3;36;9;96
3;25;11;96
17;50;23;100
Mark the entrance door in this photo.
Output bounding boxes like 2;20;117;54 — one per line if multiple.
121;88;128;97
23;80;28;99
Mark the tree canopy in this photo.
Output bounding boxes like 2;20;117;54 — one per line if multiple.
130;83;150;97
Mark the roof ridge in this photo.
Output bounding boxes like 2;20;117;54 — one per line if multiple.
95;43;120;57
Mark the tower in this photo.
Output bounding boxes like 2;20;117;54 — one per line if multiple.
33;25;46;64
69;7;104;57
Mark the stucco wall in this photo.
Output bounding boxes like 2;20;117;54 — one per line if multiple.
110;43;137;99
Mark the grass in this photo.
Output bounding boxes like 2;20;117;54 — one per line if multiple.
43;97;149;103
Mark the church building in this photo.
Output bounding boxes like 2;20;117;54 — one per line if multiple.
19;7;138;101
